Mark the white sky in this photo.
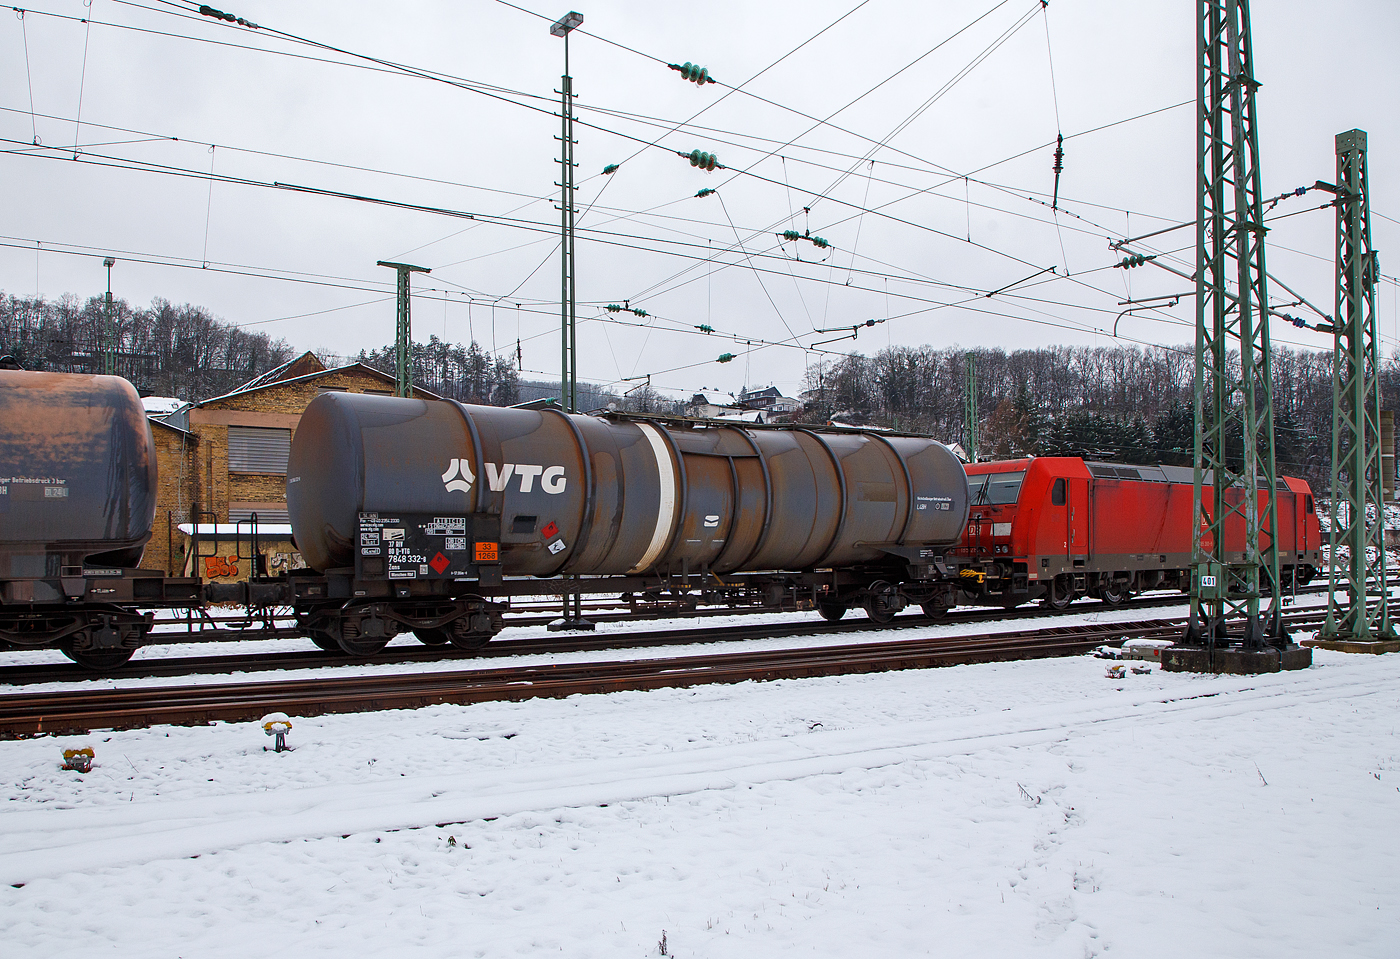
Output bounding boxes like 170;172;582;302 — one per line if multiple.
2;0;1397;400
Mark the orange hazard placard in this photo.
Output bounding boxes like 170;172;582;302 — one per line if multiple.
474;542;499;562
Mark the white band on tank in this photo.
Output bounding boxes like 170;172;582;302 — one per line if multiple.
628;423;678;574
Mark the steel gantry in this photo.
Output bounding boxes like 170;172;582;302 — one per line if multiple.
1321;129;1394;643
1187;0;1284;648
377;260;430;398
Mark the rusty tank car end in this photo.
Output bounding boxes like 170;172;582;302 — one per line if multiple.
0;370;201;669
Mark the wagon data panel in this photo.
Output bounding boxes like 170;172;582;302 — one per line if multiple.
356;511;497;581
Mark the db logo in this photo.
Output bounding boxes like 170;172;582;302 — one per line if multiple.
442;459;568;495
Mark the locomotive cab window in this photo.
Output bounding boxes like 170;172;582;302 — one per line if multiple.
1051;478;1065;506
970;470;1025;506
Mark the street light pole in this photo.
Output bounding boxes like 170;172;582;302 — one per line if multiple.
549;11;594;634
552;10;582;414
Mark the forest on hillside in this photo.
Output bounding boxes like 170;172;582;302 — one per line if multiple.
0;292;293;399
796;342;1400;490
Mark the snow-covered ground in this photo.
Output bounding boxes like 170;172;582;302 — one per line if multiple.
2;617;1398;957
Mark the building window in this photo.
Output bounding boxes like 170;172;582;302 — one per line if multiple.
227;426;291;474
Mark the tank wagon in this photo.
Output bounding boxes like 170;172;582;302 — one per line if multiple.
948;456;1322;610
0;370;201;668
282;393;971;654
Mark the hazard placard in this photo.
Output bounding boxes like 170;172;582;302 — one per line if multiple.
474;541;499;562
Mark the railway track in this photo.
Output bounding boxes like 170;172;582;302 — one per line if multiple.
2;589;1299;685
0;605;1339;738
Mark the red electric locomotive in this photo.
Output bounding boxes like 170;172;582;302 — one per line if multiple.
949;457;1322;610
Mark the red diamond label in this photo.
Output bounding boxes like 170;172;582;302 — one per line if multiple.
429;552;451;574
541;521;559;538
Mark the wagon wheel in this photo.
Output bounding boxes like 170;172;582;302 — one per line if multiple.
862;581;903;625
1041;575;1074;611
333;616;391;657
816;600;847;622
308;630;343;653
920;600;952;620
1099;581;1130;606
59;643;135;671
413;628;451;646
447;611;500;652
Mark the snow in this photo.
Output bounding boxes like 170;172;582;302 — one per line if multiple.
2;617;1398;956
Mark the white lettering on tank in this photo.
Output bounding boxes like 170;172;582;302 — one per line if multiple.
514;464;544;492
485;462;515;492
542;466;567;494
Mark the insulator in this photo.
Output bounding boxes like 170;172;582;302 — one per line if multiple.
780;230;802;242
602;163;620;175
1116;254;1151;269
687;149;718;171
717;353;735;363
669;61;712;85
863;319;877;327
696;188;715;198
696;324;714;333
606;304;624;313
810;236;830;249
631;309;649;318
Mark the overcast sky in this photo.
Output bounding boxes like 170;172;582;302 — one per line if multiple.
2;0;1397;401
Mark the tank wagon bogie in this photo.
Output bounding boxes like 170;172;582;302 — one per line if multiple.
0;370;202;668
282;393;971;654
951;457;1322;610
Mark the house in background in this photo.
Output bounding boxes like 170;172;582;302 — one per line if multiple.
141;351;435;579
687;390;741;419
737;385;800;419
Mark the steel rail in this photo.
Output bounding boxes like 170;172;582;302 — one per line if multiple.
0;606;1342;738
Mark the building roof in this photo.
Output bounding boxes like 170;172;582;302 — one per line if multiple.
142;396;191;417
690;390;737;407
227;351;328;394
196;352;437;407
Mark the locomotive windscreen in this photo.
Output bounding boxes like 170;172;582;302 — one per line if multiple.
970;470;1024;506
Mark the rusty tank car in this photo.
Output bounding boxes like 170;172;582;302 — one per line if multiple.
0;369;200;668
282;393;970;654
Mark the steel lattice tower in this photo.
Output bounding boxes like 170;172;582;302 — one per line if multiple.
963;352;978;464
377;260;430;399
1321;129;1394;642
1187;0;1284;648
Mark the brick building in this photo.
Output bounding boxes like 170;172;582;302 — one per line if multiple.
142;352;427;578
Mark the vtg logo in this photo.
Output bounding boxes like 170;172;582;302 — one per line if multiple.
442;459;568;495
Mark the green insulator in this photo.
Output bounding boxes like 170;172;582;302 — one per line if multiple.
606;304;624;313
696;188;715;198
810;236;829;249
631;309;649;318
603;163;620;175
781;230;801;242
717;353;735;363
696;324;714;333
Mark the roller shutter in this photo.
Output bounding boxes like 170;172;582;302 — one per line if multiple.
227;426;291;474
229;508;290;524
